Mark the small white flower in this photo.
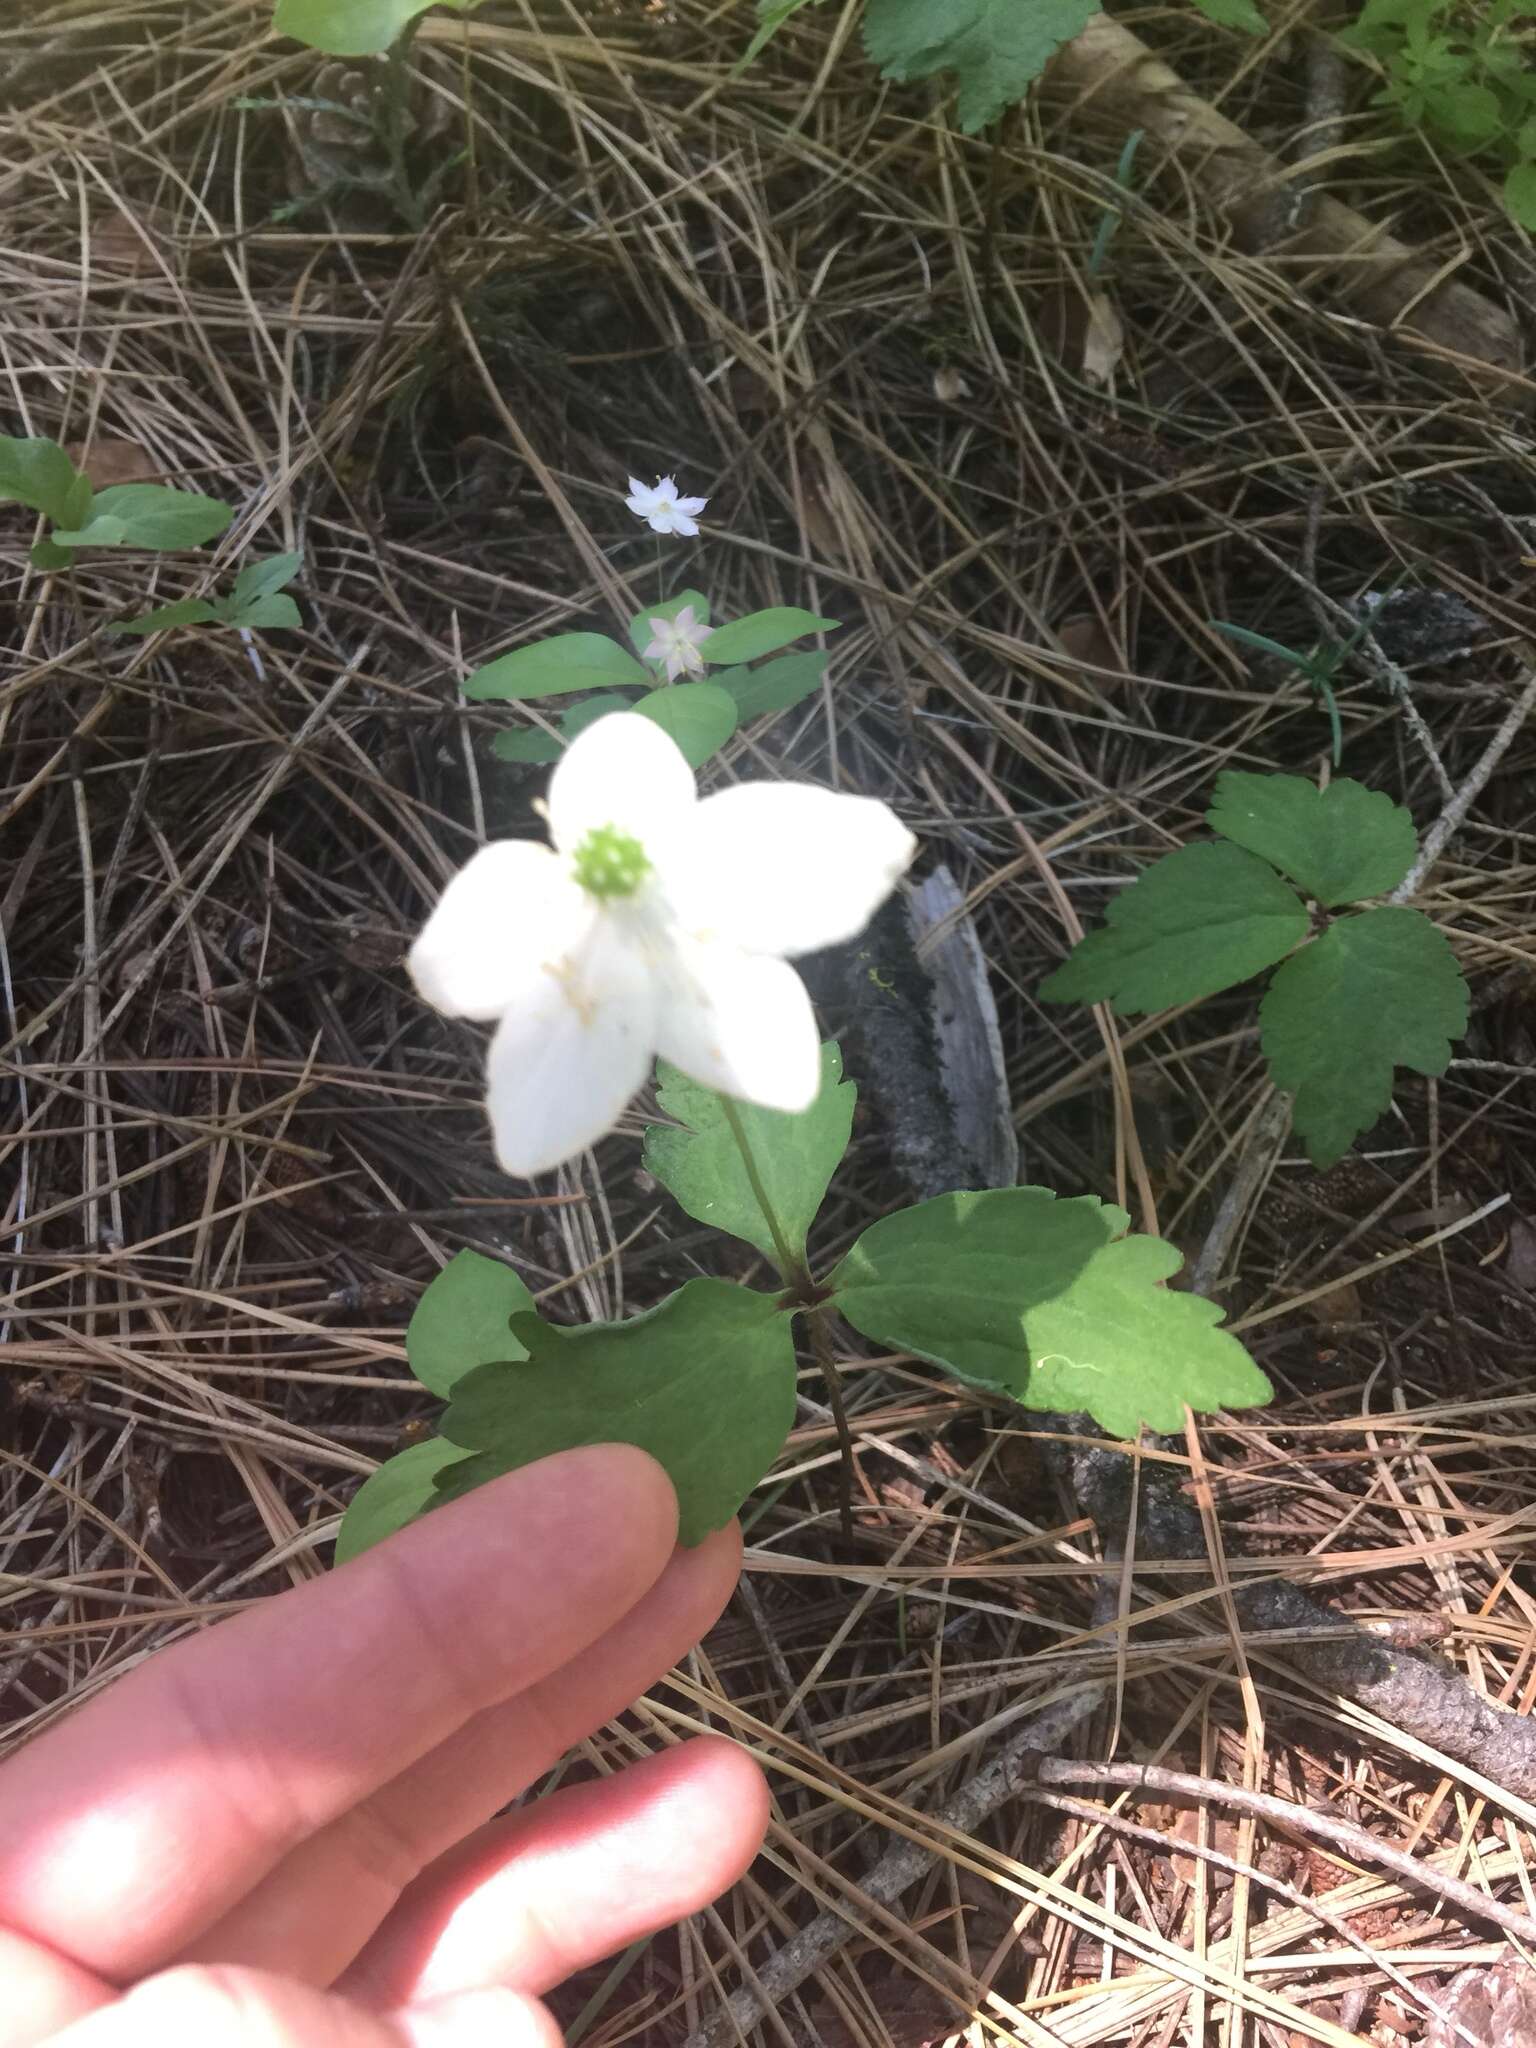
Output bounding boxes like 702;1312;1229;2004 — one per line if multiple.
625;473;708;538
642;603;711;682
409;714;915;1177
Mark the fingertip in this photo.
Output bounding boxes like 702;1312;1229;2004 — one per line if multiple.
398;1987;562;2047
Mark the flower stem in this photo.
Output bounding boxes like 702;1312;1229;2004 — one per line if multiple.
718;1094;801;1286
806;1304;855;1543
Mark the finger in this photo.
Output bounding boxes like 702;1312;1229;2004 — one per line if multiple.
0;1928;113;2048
344;1736;770;2009
39;1967;559;2048
180;1524;742;1984
0;1447;677;1979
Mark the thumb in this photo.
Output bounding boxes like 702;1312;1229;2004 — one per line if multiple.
39;1967;561;2048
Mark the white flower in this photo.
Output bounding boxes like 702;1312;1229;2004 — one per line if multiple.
625;473;708;538
642;603;711;682
409;714;916;1177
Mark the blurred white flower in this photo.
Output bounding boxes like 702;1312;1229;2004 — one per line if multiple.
409;714;915;1176
642;603;711;681
625;474;708;537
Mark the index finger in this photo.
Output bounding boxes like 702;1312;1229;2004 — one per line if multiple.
0;1445;677;1981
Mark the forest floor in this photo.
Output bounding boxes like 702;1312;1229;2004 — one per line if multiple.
3;3;1536;2044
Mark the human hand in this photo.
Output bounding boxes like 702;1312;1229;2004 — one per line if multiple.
0;1445;767;2047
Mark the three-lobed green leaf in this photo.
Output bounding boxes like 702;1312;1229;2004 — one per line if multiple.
1205;771;1416;906
832;1187;1270;1437
405;1247;534;1398
863;0;1100;134
644;1043;855;1273
1040;841;1310;1014
436;1279;799;1546
1260;906;1469;1167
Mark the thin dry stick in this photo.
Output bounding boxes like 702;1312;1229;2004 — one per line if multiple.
1029;1757;1536;1950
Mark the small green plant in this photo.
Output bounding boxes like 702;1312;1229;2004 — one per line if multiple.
0;435;232;572
1042;771;1470;1168
468;593;837;770
271;0;481;56
106;553;304;637
337;1043;1270;1564
1339;0;1536;228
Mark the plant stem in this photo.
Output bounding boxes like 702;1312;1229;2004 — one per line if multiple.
382;14;424;230
717;1094;799;1284
806;1305;855;1542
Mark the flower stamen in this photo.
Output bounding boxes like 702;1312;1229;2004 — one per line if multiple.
573;822;651;900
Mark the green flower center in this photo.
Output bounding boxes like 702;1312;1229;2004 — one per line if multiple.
573;822;650;900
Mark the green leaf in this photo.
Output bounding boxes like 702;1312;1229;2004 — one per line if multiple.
628;590;710;658
719;651;829;720
739;0;826;65
492;727;563;764
1206;771;1417;907
1040;842;1310;1014
863;0;1100;133
1260;906;1469;1168
832;1187;1270;1437
104;598;223;636
700;608;840;665
644;1042;854;1272
562;692;635;739
273;0;479;56
436;1280;798;1546
1506;160;1536;228
30;538;74;571
632;682;738;766
1187;0;1267;28
50;514;129;549
230;551;303;607
0;436;87;525
232;592;302;631
463;633;650;702
85;484;233;550
334;1438;471;1566
406;1247;534;1400
1437;81;1504;145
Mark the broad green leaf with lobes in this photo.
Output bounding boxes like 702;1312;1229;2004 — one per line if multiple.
863;0;1101;134
334;1437;470;1565
0;436;86;524
1040;842;1309;1014
701;607;839;665
1260;907;1468;1167
406;1247;534;1399
436;1280;798;1545
633;682;737;766
832;1187;1270;1437
274;0;480;55
1206;772;1416;906
463;633;649;702
644;1042;854;1271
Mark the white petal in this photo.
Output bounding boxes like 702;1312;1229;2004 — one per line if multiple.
655;938;820;1112
647;510;679;534
546;711;696;855
675;496;708;518
408;841;593;1022
664;511;700;537
484;927;658;1175
625;477;659;514
665;783;916;958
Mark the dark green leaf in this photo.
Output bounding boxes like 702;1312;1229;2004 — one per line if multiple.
30;538;74;571
0;435;86;525
832;1187;1271;1437
1040;842;1310;1014
86;484;233;550
1260;906;1469;1168
230;552;303;607
628;590;710;657
1506;160;1536;227
719;651;829;719
492;727;563;764
406;1247;534;1399
700;607;840;665
1206;771;1417;907
436;1280;798;1546
231;592;303;631
104;598;223;636
863;0;1100;133
644;1042;854;1273
334;1438;471;1566
562;693;635;739
463;633;650;702
632;681;738;766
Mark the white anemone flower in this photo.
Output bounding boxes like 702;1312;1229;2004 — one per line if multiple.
642;603;711;681
625;474;708;537
409;713;916;1177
